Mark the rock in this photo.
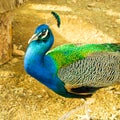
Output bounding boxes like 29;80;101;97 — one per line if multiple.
0;12;12;65
13;44;18;50
9;58;19;64
13;49;25;56
13;44;25;56
0;0;27;65
87;3;96;8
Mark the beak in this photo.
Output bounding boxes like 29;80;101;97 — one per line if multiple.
28;34;38;44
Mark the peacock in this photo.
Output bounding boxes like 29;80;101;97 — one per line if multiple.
24;12;120;98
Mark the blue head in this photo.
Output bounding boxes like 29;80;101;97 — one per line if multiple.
28;24;54;54
24;24;54;74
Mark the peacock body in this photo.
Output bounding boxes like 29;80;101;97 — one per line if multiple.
24;24;120;98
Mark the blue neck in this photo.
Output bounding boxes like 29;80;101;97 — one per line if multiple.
24;44;67;93
24;32;54;80
24;31;66;93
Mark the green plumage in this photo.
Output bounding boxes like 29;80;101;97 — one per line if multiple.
47;43;120;70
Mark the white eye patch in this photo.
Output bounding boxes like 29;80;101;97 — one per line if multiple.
40;29;49;39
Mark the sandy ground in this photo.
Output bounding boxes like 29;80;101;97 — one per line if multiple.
0;0;120;120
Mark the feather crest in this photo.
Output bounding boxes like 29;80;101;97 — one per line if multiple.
51;11;61;28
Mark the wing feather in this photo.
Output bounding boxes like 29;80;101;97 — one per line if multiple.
58;52;120;95
47;43;120;95
47;43;120;71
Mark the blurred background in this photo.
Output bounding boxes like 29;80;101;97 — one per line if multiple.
0;0;120;120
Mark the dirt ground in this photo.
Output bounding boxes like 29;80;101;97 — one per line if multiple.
0;0;120;120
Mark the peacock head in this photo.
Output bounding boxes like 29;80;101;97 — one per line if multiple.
28;24;54;45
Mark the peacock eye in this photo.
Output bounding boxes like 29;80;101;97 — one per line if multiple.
39;29;49;40
41;30;46;36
